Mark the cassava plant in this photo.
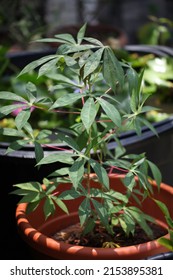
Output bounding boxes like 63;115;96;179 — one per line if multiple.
0;24;164;244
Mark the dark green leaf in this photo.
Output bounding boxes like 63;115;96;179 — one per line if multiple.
15;110;31;130
83;48;104;78
103;47;124;92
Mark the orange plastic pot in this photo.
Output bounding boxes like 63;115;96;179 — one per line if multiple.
16;174;173;260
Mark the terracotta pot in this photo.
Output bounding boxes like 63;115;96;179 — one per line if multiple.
16;174;173;260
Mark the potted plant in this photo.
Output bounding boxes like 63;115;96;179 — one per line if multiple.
1;24;173;260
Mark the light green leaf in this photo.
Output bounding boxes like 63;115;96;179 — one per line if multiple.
55;33;76;44
0;91;27;102
84;37;104;46
81;97;97;131
0;103;28;116
77;23;87;44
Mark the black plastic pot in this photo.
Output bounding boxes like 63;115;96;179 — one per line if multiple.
1;46;173;259
145;251;173;260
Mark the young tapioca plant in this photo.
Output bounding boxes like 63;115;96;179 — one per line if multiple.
1;24;167;247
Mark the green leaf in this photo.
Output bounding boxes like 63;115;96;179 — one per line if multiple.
18;55;58;76
34;141;44;164
81;97;97;131
0;104;28;116
50;93;84;109
147;160;162;187
126;207;153;238
158;236;173;251
89;159;109;190
77;23;87;44
69;158;85;189
84;37;104;46
0;128;26;138
6;139;30;154
52;196;69;214
55;33;76;44
38;58;59;77
48;167;69;177
15;110;31;130
37;152;74;166
83;48;104;78
91;199;111;233
126;67;138;94
59;188;81;200
78;197;91;226
0;91;27;102
57;133;80;152
102;47;124;92
122;172;136;191
43;196;56;219
154;199;170;217
97;97;121;127
14;182;42;192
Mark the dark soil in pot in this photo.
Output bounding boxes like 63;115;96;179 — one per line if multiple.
52;221;167;248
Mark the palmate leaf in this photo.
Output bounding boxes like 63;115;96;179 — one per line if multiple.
81;97;97;131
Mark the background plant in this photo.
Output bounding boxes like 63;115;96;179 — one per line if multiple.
0;24;163;242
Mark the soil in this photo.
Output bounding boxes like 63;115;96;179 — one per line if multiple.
52;222;167;248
